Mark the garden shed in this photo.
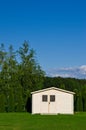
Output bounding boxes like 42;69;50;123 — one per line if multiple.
31;87;75;114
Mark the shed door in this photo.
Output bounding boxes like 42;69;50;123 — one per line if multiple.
49;95;56;114
41;95;56;114
40;95;49;113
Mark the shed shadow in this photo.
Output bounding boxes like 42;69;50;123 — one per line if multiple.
25;97;32;113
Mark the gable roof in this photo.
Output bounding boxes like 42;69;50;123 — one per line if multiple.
31;87;75;95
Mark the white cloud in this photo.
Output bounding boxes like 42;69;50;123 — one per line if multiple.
79;65;86;74
46;65;86;79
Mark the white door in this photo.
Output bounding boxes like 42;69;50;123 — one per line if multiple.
40;95;48;113
41;95;56;114
49;95;56;114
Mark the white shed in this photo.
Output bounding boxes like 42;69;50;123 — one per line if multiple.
31;87;75;114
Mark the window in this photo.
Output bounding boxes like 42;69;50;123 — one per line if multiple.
50;95;55;102
42;95;47;102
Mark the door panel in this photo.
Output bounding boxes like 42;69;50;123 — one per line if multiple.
49;95;56;114
40;95;48;113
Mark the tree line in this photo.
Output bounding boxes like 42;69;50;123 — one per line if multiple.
0;41;86;112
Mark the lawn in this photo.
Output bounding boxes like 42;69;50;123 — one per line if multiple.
0;112;86;130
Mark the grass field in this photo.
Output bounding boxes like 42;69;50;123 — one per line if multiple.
0;112;86;130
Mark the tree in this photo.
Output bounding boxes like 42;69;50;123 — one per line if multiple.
0;43;7;69
8;88;14;112
18;41;45;92
15;85;23;112
0;93;5;112
60;84;65;89
76;91;83;111
82;85;86;111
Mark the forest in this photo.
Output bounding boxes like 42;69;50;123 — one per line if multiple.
0;41;86;112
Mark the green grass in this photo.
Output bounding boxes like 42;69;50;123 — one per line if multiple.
0;112;86;130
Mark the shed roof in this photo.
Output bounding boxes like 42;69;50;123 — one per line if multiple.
31;87;75;95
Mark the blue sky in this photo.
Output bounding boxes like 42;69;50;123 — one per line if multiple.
0;0;86;78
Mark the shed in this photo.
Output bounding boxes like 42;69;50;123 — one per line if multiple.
31;87;75;114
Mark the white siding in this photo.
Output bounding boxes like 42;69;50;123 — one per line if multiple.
32;93;41;114
56;91;74;114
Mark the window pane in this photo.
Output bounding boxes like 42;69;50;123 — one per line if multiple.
42;95;47;102
50;95;55;102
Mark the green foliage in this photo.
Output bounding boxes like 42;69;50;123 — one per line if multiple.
0;41;45;112
18;41;45;92
60;84;65;89
76;92;83;111
82;85;86;111
8;88;14;112
0;93;5;112
15;86;23;112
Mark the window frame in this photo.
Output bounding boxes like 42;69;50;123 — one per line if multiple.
42;95;48;102
50;95;55;102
